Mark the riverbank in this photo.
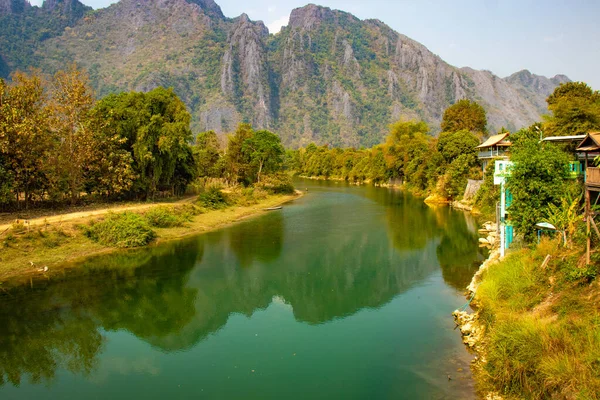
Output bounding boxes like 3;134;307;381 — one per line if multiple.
0;192;301;283
454;228;600;398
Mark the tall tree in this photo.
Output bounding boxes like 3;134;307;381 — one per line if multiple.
193;130;222;178
506;129;573;241
544;81;600;136
242;129;284;183
96;88;195;199
225;123;255;184
441;99;487;135
47;64;95;204
0;71;52;208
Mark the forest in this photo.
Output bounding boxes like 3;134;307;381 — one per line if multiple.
0;66;291;211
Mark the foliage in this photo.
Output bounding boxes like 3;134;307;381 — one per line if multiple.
255;173;295;194
46;64;96;204
84;212;156;248
474;161;500;216
437;130;479;164
475;243;600;398
544;82;600;137
193;130;222;178
242;129;285;183
98;87;195;199
144;206;190;228
0;70;51;208
506;129;573;242
198;186;229;210
543;192;582;247
440;99;487;135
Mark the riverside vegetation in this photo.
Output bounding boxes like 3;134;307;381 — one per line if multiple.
2;66;600;398
289;81;600;398
0;66;297;279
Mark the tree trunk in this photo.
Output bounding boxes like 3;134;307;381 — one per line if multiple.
257;160;264;183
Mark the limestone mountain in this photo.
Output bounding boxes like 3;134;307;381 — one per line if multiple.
0;0;570;147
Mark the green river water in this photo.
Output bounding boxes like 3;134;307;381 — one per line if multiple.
0;180;485;399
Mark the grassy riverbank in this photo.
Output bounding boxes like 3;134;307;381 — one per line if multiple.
469;239;600;399
0;192;300;282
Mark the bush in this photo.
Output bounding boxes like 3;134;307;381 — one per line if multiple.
198;186;229;209
85;212;156;248
255;174;295;194
144;206;188;228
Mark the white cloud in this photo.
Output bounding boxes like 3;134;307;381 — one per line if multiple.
267;15;288;34
28;0;43;6
267;6;276;13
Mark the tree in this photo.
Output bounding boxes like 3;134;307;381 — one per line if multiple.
97;87;194;199
437;129;479;164
384;120;430;182
441;99;487;135
193;130;222;178
544;82;600;137
225;123;255;185
0;71;52;208
242;129;284;183
506;129;573;241
47;64;95;204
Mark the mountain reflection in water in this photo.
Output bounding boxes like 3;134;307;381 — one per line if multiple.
0;180;484;399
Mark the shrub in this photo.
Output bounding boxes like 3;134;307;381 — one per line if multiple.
198;186;229;209
144;207;187;228
255;174;295;194
85;212;156;248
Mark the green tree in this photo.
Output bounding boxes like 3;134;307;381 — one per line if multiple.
242;129;284;183
544;82;600;137
441;99;487;135
225;123;255;185
193;130;222;178
97;87;195;199
437;129;479;164
507;129;573;241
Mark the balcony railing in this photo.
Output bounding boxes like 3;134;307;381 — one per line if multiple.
478;148;509;159
586;167;600;187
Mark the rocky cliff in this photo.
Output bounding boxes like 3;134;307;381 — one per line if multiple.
0;0;570;147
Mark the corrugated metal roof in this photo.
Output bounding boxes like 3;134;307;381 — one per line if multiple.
543;135;587;142
576;132;600;152
476;133;510;149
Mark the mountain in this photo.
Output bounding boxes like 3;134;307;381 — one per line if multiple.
0;0;570;147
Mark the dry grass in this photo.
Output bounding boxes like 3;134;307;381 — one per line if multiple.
0;193;299;282
474;238;600;399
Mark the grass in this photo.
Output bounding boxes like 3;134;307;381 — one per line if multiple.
474;238;600;399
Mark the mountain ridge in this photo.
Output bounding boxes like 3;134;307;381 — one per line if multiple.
0;0;570;147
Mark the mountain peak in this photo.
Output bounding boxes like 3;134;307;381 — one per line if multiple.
187;0;223;19
289;3;336;30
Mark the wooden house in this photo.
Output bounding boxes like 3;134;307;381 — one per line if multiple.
476;133;511;171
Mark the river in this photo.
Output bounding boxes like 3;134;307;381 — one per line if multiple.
0;179;485;399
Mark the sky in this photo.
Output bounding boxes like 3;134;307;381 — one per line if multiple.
29;0;600;89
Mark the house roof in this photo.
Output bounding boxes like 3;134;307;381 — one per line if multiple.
543;135;587;143
476;133;511;149
576;132;600;152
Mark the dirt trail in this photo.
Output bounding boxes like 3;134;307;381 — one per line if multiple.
0;197;196;233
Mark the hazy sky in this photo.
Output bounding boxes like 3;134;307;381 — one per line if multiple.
30;0;600;89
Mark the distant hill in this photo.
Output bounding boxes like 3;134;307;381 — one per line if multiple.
0;0;571;147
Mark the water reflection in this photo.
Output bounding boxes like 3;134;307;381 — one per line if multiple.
0;181;484;390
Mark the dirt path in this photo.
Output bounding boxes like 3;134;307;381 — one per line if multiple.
0;197;196;233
